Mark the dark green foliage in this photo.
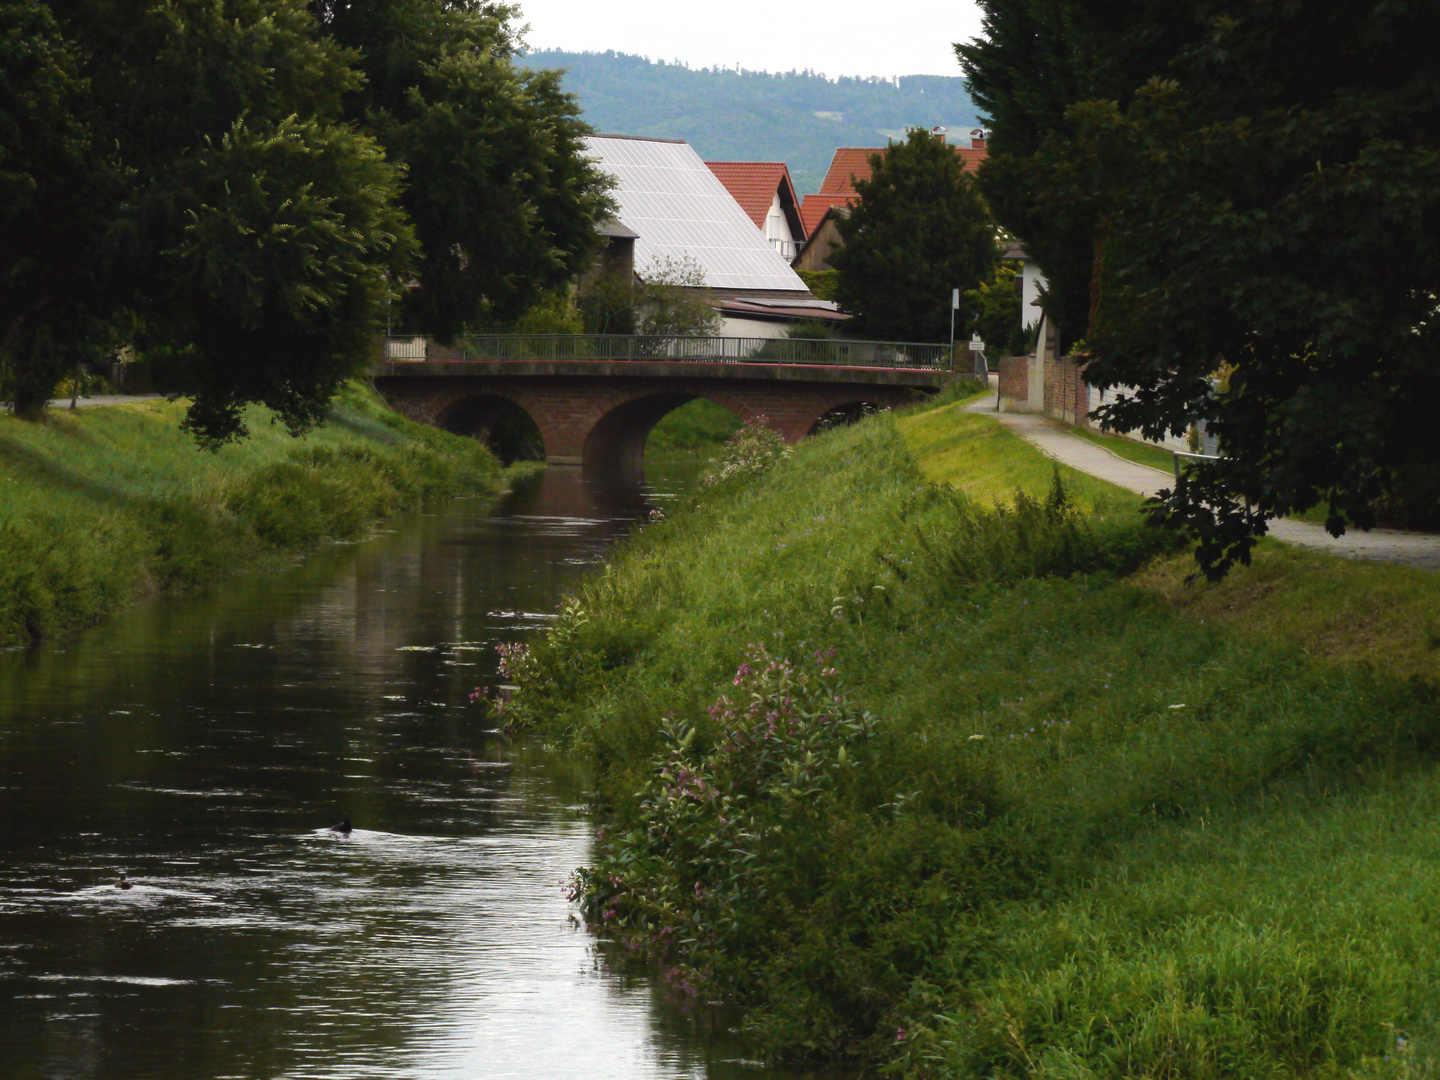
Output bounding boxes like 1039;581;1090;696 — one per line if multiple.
0;0;118;415
960;0;1440;576
318;1;614;339
516;49;980;196
964;262;1024;358
2;1;610;443
1;0;410;440
795;269;839;301
1081;1;1440;574
644;399;741;458
498;413;1440;1073
831;129;998;343
154;116;411;447
956;0;1101;346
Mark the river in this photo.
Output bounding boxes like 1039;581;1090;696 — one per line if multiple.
0;466;797;1080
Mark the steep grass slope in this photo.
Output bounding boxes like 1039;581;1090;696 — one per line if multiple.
502;404;1440;1077
0;386;503;646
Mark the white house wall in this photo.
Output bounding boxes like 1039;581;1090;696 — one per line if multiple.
1089;385;1218;454
1021;258;1046;330
763;193;799;260
718;316;791;339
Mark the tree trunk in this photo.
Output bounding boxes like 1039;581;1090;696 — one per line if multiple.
1087;220;1109;343
12;382;50;417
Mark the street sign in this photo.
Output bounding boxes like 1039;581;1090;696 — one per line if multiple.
952;288;960;310
968;335;985;352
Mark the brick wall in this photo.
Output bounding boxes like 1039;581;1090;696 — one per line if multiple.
376;373;921;466
1043;354;1092;428
998;356;1029;404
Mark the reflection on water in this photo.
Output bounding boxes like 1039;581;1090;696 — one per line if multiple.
0;465;796;1080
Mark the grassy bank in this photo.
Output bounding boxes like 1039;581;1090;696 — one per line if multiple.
644;398;744;460
500;399;1440;1077
0;385;504;646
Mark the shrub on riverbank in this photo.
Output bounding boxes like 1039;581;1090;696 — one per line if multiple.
504;404;1440;1076
0;385;503;645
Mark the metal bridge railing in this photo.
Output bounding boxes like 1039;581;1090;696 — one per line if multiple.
382;335;954;371
385;335;429;360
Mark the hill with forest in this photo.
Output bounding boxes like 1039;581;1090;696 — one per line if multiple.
516;50;979;196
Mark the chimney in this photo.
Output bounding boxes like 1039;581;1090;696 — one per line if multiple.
970;127;988;150
931;125;947;144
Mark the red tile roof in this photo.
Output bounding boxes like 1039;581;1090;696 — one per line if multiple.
818;148;883;196
953;144;988;174
800;192;853;236
808;141;989;226
705;162;787;226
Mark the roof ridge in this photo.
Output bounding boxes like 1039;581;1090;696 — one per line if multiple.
591;133;688;144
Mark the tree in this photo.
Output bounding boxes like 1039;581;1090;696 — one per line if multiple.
1;0;411;442
830;128;997;343
959;0;1440;577
633;256;721;338
956;0;1103;348
964;262;1025;358
2;1;612;445
0;0;118;415
311;0;615;339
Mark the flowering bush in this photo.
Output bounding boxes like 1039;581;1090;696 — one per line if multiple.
469;641;535;727
700;415;792;488
570;643;876;984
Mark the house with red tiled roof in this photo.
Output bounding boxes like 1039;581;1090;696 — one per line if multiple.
798;192;854;238
795;128;990;270
705;161;807;262
793;205;847;273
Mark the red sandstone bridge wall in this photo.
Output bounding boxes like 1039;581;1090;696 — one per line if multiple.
374;369;933;466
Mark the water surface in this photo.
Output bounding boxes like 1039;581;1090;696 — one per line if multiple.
0;465;787;1079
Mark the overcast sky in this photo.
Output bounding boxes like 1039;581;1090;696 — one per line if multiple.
514;0;986;80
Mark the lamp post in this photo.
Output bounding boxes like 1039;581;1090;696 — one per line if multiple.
949;287;959;371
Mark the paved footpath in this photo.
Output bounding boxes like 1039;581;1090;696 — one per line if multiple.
965;381;1440;571
43;394;162;409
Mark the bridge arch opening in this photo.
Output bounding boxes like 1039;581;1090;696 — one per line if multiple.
808;400;884;436
437;394;545;464
644;398;743;458
584;392;744;477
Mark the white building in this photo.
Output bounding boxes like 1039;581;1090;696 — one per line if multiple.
1003;240;1048;331
583;135;845;336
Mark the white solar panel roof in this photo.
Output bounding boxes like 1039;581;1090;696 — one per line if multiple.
584;135;809;293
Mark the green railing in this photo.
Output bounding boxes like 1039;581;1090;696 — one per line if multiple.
382;335;954;371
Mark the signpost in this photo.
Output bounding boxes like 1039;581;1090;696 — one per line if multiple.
969;333;986;379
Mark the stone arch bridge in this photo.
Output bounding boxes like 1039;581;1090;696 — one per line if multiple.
370;335;956;472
